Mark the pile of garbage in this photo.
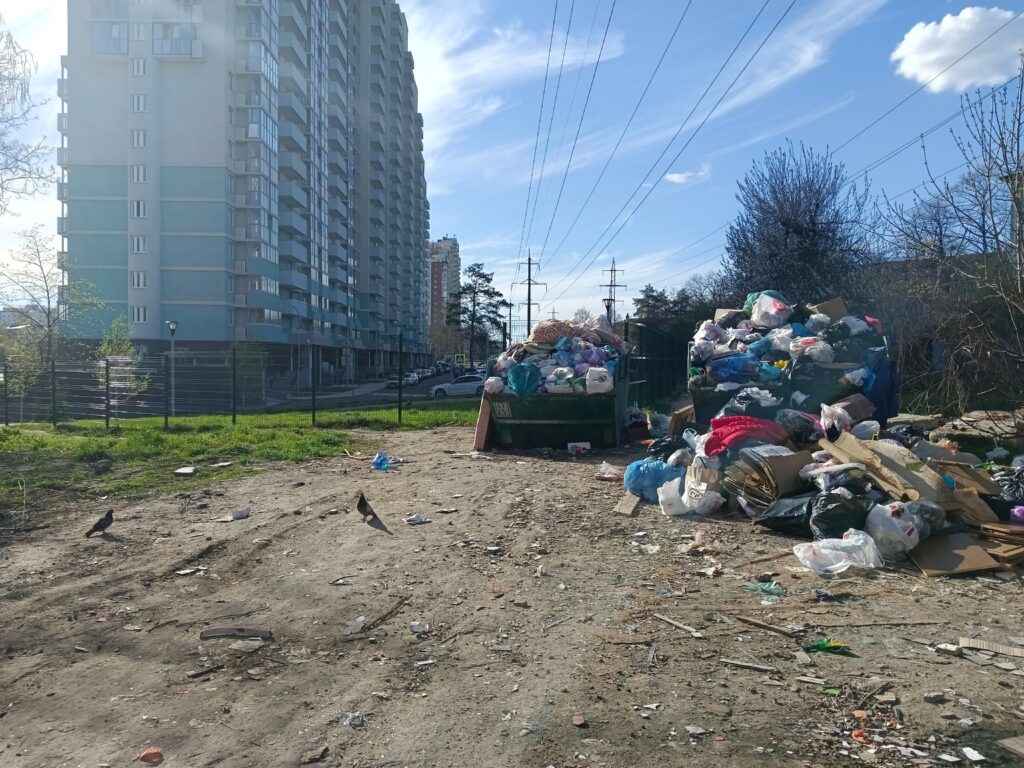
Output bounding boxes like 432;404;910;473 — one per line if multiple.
623;290;1024;577
484;313;631;398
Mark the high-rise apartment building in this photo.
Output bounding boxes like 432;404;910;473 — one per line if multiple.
58;0;430;380
428;234;459;329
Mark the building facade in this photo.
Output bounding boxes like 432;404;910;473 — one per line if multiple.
428;234;459;329
59;0;430;380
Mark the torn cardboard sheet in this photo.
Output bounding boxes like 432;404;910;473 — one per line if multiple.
925;460;1003;496
908;533;1000;577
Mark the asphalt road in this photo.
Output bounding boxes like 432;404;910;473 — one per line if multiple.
373;371;459;400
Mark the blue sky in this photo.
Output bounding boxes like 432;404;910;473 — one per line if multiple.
3;1;1024;319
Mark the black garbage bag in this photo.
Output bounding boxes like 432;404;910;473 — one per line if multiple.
809;493;871;540
648;435;691;461
753;493;815;538
787;356;850;409
813;467;873;495
904;500;947;537
994;465;1024;504
714;389;782;421
877;424;925;449
775;408;822;444
832;331;885;364
789;304;812;325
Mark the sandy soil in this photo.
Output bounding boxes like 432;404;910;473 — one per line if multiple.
1;426;1022;768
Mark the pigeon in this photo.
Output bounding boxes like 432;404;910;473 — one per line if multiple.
356;492;377;523
85;509;114;538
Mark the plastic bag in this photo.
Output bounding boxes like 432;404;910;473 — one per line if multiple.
753;494;815;537
850;420;880;440
809;493;871;539
574;363;592;378
769;327;795;353
580;346;607;366
812;466;873;495
746;337;772;358
483;377;505;395
623;459;685;502
864;503;920;559
840;316;870;335
528;319;572;344
821;403;853;433
667;448;693;467
596;461;624;481
585;367;613;394
658;477;688;517
690;340;715;364
693;320;727;342
683;460;723;515
371;451;390;471
506;363;541;400
805;313;831;333
793;529;883;575
749;293;793;328
708;353;759;383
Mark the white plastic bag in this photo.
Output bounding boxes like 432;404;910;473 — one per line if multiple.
750;294;793;328
793;529;883;575
657;477;688;517
693;490;725;516
693;320;726;342
841;367;870;387
483;376;505;395
865;503;920;559
596;461;623;480
650;413;671;432
667;448;693;467
805;313;831;333
585;367;613;394
769;326;795;353
790;337;835;363
821;403;853;433
851;420;881;440
840;316;870;335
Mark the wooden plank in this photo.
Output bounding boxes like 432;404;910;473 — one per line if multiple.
998;736;1024;759
473;397;494;452
960;637;1024;659
651;613;703;637
720;658;777;673
614;492;641;517
735;615;799;637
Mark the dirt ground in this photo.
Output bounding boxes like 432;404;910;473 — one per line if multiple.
2;426;1022;768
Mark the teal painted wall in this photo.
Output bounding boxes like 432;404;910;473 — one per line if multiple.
161;269;228;302
160;167;231;199
67;165;127;197
69;234;128;266
68;200;128;231
159;304;230;341
160;235;230;267
162;202;231;233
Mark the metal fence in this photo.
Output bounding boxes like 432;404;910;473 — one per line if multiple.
0;351;479;429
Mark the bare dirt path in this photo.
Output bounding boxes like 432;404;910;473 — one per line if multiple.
1;427;1021;767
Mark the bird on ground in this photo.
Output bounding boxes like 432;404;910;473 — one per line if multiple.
85;509;114;538
356;492;377;523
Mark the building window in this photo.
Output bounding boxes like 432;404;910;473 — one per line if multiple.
130;164;147;183
130;200;148;218
131;94;147;112
132;23;145;41
227;310;235;326
132;57;147;76
90;22;128;54
131;305;147;323
131;270;147;289
153;23;194;55
131;129;146;148
131;235;147;253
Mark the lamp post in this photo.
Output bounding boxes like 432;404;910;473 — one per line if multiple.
165;320;178;416
602;297;614;325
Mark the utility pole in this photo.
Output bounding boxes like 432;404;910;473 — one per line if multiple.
599;258;627;324
515;250;545;332
549;308;558;319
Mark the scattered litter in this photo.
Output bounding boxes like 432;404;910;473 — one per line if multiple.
175;566;207;576
936;643;963;657
343;712;364;728
199;627;272;640
74;645;90;653
409;622;431;635
232;508;250;520
301;746;329;764
371;452;391;471
343;616;366;636
595;462;624;481
937;755;961;763
227;639;265;653
652;613;703;638
211;461;233;468
174;466;196;476
720;658;776;673
135;747;164;765
436;507;458;514
124;624;142;632
796;676;827;685
185;664;224;679
743;581;786;597
803;638;854;656
685;726;709;736
414;659;435;668
405;515;432;525
924;692;950;704
961;747;985;762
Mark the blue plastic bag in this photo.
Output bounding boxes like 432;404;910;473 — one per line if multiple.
372;451;390;471
554;350;574;367
758;362;784;382
708;353;759;383
507;363;542;400
746;337;772;359
790;322;812;337
555;336;574;352
623;458;686;502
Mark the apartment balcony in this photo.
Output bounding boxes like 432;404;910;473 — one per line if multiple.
280;121;308;153
370;262;385;280
238;323;287;343
57;216;68;235
327;127;347;151
328;263;347;283
279;151;308;182
279;180;308;209
279;61;308;97
57;78;68;100
278;30;308;63
278;238;308;263
56;147;69;167
237;291;281;312
57;113;68;133
327;149;345;171
57;181;68;201
332;223;349;241
284;297;310;318
278;91;306;122
280;210;308;237
280;269;309;292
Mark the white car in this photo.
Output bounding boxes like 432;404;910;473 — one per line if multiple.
431;374;485;398
402;373;419;385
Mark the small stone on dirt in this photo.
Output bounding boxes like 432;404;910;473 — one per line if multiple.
571;714;587;728
924;692;950;704
301;746;328;764
93;459;113;474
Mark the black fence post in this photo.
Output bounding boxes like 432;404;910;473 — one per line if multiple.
231;347;237;426
50;359;57;427
502;322;508;350
104;358;110;429
3;362;8;427
311;347;317;426
163;353;170;431
397;330;404;426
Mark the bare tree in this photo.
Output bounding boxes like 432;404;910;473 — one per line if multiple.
0;15;54;214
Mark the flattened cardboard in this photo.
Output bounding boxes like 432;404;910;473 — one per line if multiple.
865;438;958;510
830;393;876;422
909;533;999;577
977;538;1024;563
714;308;745;323
981;522;1024;538
762;450;816;497
913;439;984;466
810;297;849;322
925;459;1002;496
950;488;999;526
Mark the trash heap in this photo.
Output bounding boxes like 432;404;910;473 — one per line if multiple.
623;289;1024;577
484;313;631;398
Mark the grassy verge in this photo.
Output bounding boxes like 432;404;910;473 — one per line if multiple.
0;402;478;518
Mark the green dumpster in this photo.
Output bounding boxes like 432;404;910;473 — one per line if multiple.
485;366;629;448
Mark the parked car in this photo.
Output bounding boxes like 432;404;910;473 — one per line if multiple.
385;377;400;389
402;373;419;385
430;374;484;398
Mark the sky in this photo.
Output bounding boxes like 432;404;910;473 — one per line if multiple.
2;0;1024;320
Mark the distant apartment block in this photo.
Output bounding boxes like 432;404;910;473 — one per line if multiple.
428;234;459;329
0;305;46;329
59;0;430;380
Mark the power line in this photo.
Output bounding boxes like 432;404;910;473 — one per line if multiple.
540;0;774;305
511;0;561;302
536;0;619;273
541;1;696;271
542;0;798;312
833;8;1023;153
522;1;576;271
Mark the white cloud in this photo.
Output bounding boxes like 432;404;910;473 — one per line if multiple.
663;162;711;187
890;6;1024;93
402;0;624;181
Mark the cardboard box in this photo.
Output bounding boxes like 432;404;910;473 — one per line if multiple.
810;297;848;322
714;308;745;323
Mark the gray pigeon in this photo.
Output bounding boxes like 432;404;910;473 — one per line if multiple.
356;492;377;523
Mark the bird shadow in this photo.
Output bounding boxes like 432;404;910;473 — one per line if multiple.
367;516;393;535
100;532;126;543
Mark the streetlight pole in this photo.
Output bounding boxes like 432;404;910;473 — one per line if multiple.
166;320;178;416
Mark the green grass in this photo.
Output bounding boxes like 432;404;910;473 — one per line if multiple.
0;402;479;515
